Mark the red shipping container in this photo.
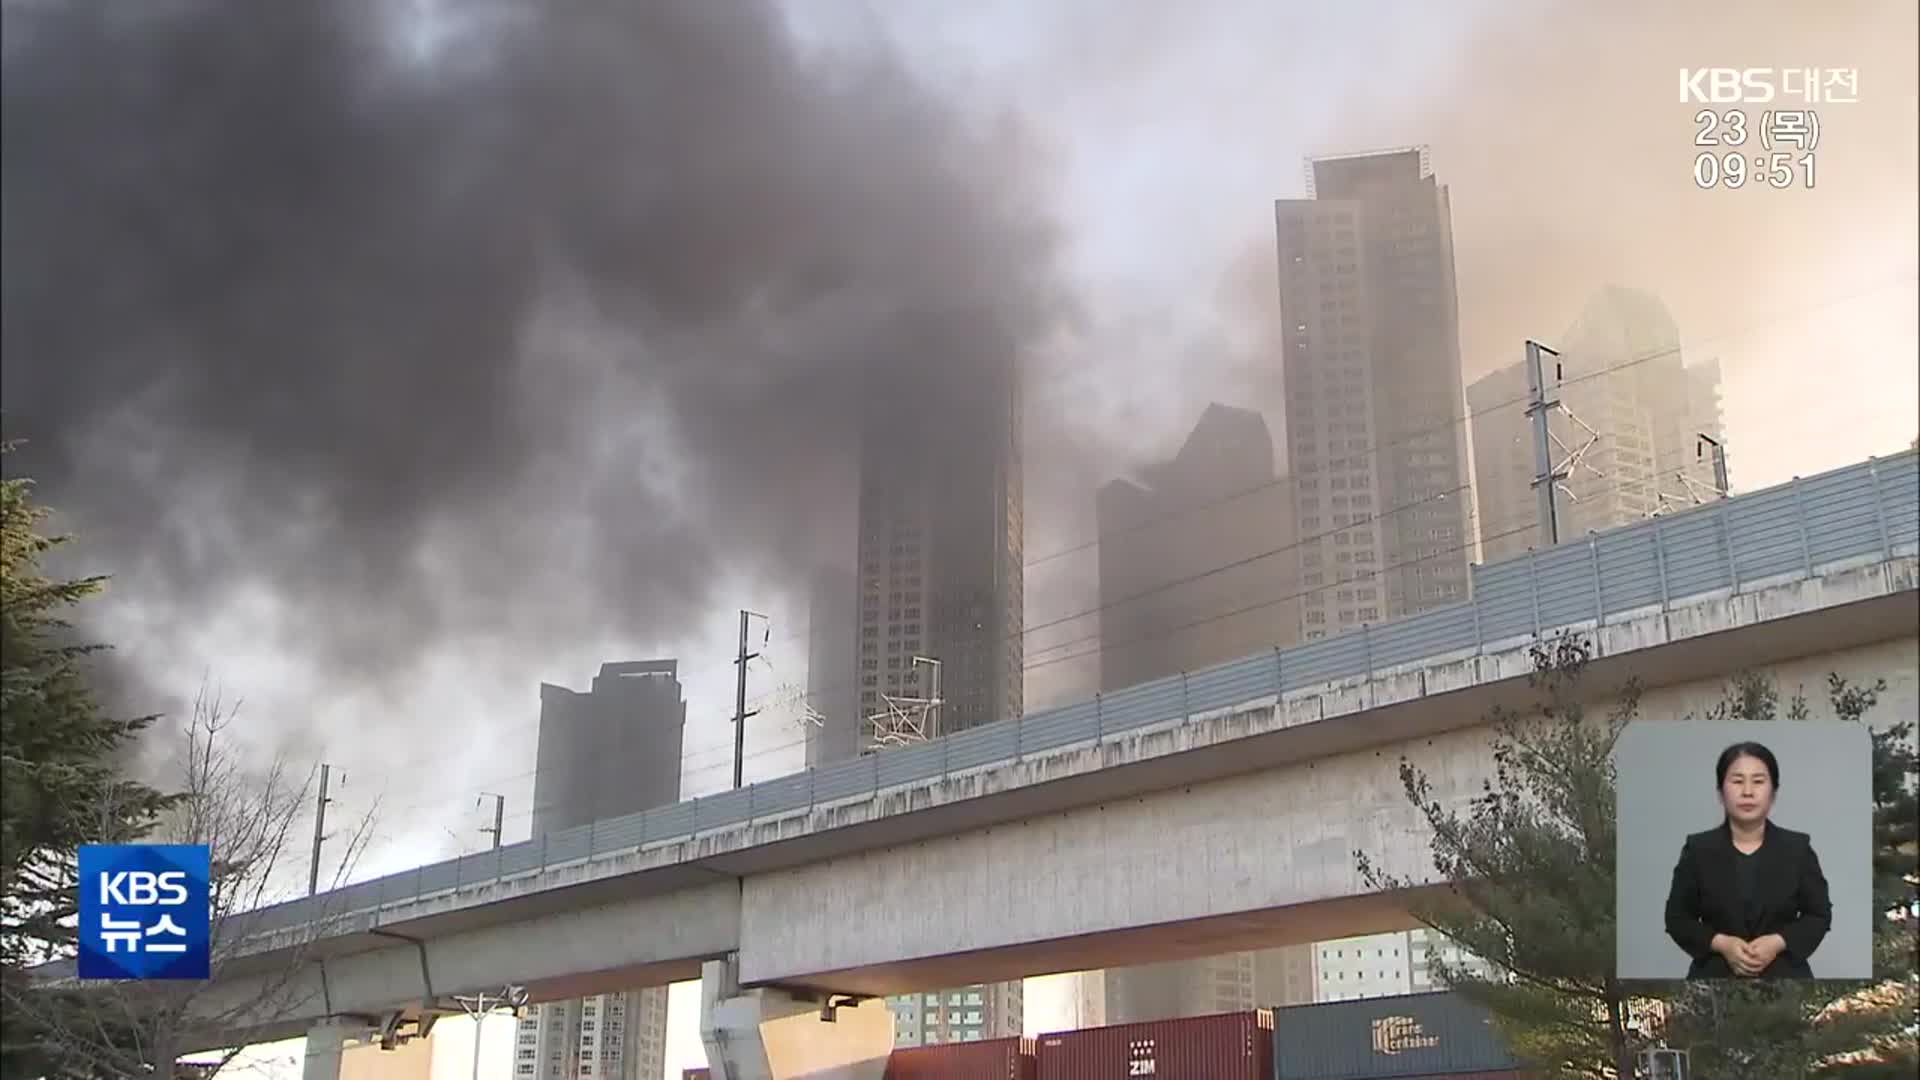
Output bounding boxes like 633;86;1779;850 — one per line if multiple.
886;1036;1037;1079
1035;1010;1273;1080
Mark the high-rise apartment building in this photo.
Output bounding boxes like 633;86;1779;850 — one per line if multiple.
515;662;686;1080
1469;287;1727;562
852;351;1024;1043
804;564;860;768
854;353;1022;736
1095;403;1300;688
888;983;1026;1048
1089;404;1314;1020
1312;928;1499;1002
1274;147;1473;639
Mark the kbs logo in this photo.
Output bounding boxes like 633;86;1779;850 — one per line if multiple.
1680;67;1860;104
98;870;191;905
77;845;211;980
1680;68;1777;103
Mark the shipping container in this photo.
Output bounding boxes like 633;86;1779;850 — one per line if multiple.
885;1036;1037;1079
1271;991;1521;1080
1035;1010;1273;1080
682;1070;710;1080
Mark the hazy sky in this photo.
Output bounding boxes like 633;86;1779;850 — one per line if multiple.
7;1;1918;1075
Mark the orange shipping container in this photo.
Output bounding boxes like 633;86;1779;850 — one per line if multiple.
1035;1010;1273;1080
886;1037;1037;1079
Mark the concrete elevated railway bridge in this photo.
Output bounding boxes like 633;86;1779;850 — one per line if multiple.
46;452;1920;1080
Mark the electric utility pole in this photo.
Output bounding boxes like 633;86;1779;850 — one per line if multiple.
307;763;338;896
1697;433;1729;496
478;793;505;849
453;986;529;1080
733;610;768;789
1525;339;1567;547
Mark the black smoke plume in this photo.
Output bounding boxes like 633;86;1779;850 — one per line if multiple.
2;1;1067;734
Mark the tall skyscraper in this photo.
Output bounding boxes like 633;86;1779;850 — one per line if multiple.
854;351;1022;737
1096;403;1300;689
515;662;686;1080
852;349;1024;1044
804;564;860;768
1274;147;1473;639
1091;404;1315;1020
1468;286;1727;562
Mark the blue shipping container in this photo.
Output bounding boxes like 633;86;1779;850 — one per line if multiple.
1272;991;1521;1080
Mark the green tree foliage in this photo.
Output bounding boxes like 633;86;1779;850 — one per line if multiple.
1351;626;1920;1068
1356;636;1655;1080
1656;671;1918;1077
1;444;176;1076
1358;634;1918;1078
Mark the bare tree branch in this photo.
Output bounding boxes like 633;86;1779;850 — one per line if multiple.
7;679;382;1079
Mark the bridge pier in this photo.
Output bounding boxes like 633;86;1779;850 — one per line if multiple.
699;956;891;1080
300;1021;352;1080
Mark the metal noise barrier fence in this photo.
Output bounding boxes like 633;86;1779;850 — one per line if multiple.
240;451;1919;939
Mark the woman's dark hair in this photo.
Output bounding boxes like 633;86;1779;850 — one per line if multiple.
1715;741;1781;788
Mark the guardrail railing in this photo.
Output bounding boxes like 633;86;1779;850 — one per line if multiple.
236;450;1919;939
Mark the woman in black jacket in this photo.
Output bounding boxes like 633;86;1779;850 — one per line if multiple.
1663;741;1832;978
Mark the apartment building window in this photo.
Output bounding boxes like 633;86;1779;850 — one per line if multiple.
1359;607;1380;620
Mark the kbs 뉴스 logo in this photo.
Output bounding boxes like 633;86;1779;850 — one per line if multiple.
77;844;211;980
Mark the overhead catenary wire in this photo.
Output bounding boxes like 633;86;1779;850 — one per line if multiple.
341;337;1633;798
354;433;1887;882
362;468;1670;836
332;272;1917;813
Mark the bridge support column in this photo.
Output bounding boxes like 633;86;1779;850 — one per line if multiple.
301;1021;352;1080
699;956;891;1080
